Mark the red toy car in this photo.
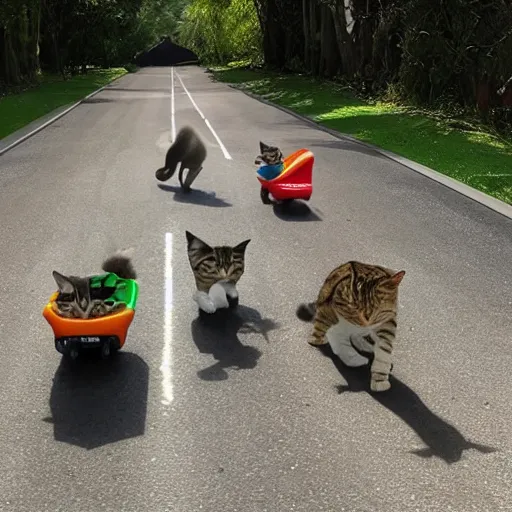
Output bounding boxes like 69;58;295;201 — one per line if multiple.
257;149;314;204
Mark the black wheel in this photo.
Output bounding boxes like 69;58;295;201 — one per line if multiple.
101;337;120;360
260;187;272;205
227;295;239;309
69;347;79;362
100;339;111;360
198;307;214;320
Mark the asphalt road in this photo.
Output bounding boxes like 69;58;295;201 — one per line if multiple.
0;66;511;512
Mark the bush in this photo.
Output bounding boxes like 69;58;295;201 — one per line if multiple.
124;63;138;73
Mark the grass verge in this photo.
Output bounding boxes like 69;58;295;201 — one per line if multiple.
0;68;127;140
211;66;512;205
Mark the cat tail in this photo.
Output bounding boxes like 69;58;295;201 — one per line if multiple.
296;302;316;322
155;166;172;182
102;249;137;280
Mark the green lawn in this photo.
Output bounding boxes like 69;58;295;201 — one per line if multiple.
211;67;512;205
0;68;127;140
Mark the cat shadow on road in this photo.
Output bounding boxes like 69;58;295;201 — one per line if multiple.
42;351;149;450
190;305;280;382
272;200;322;222
157;183;232;208
316;345;497;464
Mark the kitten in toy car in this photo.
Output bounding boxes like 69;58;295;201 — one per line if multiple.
51;249;137;319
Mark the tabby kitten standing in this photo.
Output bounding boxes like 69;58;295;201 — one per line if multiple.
185;231;251;314
296;261;405;392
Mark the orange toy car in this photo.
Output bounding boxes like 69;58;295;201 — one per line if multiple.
43;274;139;361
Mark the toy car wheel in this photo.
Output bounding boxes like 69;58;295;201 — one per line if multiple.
55;339;65;354
227;295;239;309
198;307;214;320
69;348;79;362
101;340;112;360
101;337;120;360
260;187;272;205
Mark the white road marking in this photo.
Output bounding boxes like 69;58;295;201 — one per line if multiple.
160;232;174;405
174;70;232;160
170;68;176;142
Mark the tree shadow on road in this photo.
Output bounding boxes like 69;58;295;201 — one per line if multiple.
104;87;172;94
43;351;149;450
81;97;116;104
157;183;232;208
272;200;323;222
190;305;280;381
316;345;497;464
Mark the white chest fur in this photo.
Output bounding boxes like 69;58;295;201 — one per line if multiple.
193;280;238;313
326;315;379;367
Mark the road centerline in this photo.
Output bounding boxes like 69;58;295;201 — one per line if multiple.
173;68;232;160
170;68;176;142
160;231;174;406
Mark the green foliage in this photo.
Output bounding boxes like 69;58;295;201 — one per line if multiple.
178;0;262;64
0;68;127;139
213;67;512;205
398;0;512;106
124;63;138;73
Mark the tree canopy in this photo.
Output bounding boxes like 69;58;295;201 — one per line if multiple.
1;0;511;124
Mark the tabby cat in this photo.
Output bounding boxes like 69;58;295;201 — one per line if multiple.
185;231;251;314
255;141;285;204
254;141;284;167
296;261;406;392
51;249;137;319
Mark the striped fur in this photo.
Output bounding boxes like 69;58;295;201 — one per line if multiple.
296;261;405;392
52;249;137;319
254;141;283;166
185;231;250;294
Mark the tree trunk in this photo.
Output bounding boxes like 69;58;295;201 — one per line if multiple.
330;1;357;78
319;4;340;78
302;0;310;71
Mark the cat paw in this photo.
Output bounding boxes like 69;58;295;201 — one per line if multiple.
224;284;238;300
370;380;391;393
308;337;327;346
193;291;217;314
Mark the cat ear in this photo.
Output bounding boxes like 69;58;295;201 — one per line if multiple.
233;239;251;254
52;271;75;294
185;230;212;252
387;270;406;286
259;141;269;153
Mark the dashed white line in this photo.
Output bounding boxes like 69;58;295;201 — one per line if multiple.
174;70;232;160
170;68;176;142
160;232;174;406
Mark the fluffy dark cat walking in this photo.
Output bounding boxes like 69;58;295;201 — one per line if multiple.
155;126;207;192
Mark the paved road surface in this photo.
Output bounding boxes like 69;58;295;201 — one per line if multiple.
0;66;511;512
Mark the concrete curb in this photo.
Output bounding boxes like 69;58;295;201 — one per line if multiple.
0;73;127;157
228;84;512;220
